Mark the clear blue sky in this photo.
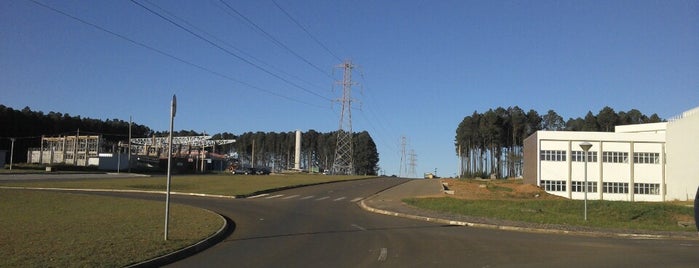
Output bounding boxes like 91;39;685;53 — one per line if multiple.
1;0;697;177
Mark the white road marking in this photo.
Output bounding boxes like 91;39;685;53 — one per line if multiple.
351;197;363;202
333;197;346;201
316;196;329;201
351;224;367;231
300;195;315;200
378;248;388;261
248;194;269;199
266;194;284;199
282;195;299;200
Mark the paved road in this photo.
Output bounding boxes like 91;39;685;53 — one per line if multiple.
158;177;699;268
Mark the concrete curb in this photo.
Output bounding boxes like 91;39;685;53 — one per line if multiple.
126;212;232;267
0;186;238;199
358;197;698;241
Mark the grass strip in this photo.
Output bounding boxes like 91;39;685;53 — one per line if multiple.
0;189;222;267
0;174;371;196
404;197;695;232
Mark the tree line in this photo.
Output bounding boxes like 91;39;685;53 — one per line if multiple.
210;130;379;175
455;106;663;179
0;105;379;175
0;105;152;163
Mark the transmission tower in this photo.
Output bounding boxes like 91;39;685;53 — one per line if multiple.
332;60;356;175
399;136;407;177
408;149;417;178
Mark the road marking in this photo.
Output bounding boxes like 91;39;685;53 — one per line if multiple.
378;248;388;261
282;195;299;200
351;197;363;202
333;197;346;201
300;195;314;200
316;196;329;201
248;194;269;199
266;194;284;199
351;224;366;231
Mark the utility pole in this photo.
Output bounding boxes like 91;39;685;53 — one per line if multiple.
9;138;15;170
332;60;356;175
128;116;132;173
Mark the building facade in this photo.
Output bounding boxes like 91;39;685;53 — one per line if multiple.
523;107;698;202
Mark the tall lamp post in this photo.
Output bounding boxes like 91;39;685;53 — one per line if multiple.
579;142;592;221
164;95;176;241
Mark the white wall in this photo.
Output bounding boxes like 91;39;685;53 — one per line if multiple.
665;108;699;201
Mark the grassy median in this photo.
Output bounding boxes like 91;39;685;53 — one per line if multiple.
0;173;370;267
0;189;223;267
0;173;371;196
404;197;695;232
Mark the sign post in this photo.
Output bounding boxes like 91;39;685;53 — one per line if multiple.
165;94;176;241
579;142;593;222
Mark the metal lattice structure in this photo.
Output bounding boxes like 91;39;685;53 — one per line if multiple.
130;136;235;158
332;60;356;175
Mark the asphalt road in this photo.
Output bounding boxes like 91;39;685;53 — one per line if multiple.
155;177;699;268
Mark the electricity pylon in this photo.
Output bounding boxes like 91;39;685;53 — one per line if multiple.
332;60;356;175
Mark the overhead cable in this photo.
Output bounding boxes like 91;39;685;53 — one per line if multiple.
217;0;334;80
27;0;326;108
271;0;343;62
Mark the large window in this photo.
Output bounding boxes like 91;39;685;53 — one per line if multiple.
571;151;597;162
540;150;566;161
541;180;566;191
633;152;660;164
634;183;660;195
602;152;628;163
572;181;597;193
603;182;629;194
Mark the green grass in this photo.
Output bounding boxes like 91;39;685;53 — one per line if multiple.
0;189;222;267
404;197;696;232
0;174;372;196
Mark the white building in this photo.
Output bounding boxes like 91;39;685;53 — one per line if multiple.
523;106;699;202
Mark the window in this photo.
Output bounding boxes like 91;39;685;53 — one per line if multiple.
633;152;660;164
572;151;597;162
572;181;597;193
540;150;566;161
602;182;629;194
541;180;566;192
634;183;660;195
602;152;628;163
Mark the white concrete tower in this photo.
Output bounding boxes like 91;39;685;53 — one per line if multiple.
294;130;301;170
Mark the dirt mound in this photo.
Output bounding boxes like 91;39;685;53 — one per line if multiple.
441;178;565;200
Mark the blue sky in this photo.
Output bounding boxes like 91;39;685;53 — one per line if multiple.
1;0;697;177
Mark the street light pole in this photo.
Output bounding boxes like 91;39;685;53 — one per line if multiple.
9;138;15;170
165;94;176;241
579;142;593;221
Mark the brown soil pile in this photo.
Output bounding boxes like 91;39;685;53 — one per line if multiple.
440;178;565;200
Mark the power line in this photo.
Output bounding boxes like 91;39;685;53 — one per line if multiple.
217;0;334;80
130;0;332;102
271;0;343;62
143;0;328;93
27;0;326;108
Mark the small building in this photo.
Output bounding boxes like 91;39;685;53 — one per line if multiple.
523;106;699;202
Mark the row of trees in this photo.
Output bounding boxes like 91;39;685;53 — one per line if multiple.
455;106;663;179
0;105;379;175
0;105;152;163
211;130;379;175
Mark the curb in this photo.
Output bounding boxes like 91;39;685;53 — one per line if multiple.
126;213;232;267
0;186;238;199
358;197;698;241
